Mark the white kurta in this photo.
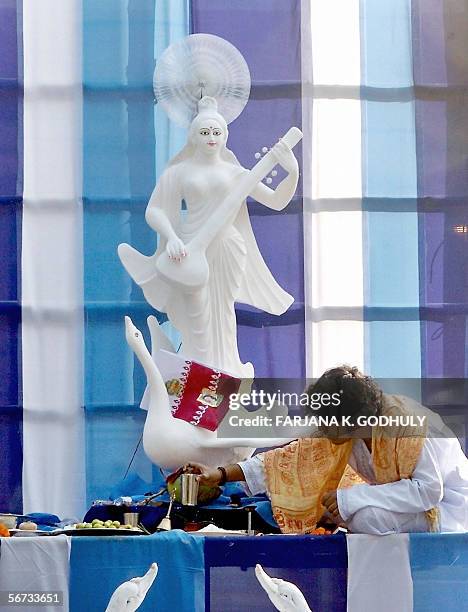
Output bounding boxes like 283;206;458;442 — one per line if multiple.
238;396;468;534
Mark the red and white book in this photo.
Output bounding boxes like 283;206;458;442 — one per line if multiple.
143;349;242;432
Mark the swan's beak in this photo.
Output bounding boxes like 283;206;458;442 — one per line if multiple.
255;564;279;595
149;562;158;577
124;315;137;334
130;562;159;592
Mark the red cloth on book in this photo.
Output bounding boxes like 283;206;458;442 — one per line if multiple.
171;360;241;431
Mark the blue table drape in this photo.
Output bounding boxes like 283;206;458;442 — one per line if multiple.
410;533;468;612
204;534;347;612
69;530;205;612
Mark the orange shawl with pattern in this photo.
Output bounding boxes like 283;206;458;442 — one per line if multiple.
263;396;438;534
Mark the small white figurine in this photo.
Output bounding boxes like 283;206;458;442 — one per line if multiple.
125;316;290;470
118;35;301;378
255;564;313;612
105;562;158;612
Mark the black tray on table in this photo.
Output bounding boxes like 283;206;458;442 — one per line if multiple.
172;504;280;534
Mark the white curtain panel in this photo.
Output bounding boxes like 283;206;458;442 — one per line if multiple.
303;0;364;378
22;0;85;518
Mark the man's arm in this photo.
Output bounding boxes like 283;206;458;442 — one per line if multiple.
337;438;444;522
178;455;268;496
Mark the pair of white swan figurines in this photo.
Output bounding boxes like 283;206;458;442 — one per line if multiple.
106;562;311;612
125;315;292;470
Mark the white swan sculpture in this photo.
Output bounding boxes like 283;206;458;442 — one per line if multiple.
105;562;158;612
255;564;312;612
125;315;291;470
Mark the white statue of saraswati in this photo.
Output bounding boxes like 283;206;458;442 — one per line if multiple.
118;34;301;378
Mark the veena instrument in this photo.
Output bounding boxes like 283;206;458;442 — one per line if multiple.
155;126;303;291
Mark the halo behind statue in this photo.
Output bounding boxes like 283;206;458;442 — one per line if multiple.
154;34;251;128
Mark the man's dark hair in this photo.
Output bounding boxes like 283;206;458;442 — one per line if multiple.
306;365;383;423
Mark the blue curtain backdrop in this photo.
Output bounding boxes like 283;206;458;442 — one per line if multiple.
83;0;305;504
361;0;421;378
83;1;190;503
413;0;468;378
0;0;467;512
83;0;468;504
412;1;468;430
191;0;305;380
0;0;22;513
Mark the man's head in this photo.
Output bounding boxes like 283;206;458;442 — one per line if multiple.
307;365;383;442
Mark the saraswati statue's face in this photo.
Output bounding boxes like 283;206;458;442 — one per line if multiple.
190;115;227;157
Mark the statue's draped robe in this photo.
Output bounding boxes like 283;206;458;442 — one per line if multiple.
119;163;293;375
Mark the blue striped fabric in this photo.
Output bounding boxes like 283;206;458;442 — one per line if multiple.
0;0;22;513
83;0;190;504
192;0;305;379
413;0;468;382
82;0;304;503
361;0;421;378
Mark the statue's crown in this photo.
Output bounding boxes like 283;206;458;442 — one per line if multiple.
197;96;218;115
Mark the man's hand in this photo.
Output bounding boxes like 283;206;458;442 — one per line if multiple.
321;489;343;524
166;462;222;487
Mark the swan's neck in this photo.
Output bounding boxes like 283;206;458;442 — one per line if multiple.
133;342;172;421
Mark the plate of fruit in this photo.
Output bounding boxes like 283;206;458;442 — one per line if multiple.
56;519;146;536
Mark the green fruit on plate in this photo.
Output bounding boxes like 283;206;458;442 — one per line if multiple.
112;521;120;528
167;476;221;504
